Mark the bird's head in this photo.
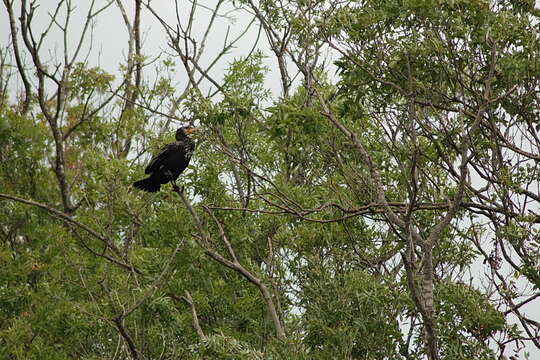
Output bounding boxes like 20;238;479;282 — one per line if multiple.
176;126;198;139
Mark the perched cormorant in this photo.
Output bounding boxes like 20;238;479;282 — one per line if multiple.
133;126;196;192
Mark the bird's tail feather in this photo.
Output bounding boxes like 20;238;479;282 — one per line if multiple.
133;177;161;192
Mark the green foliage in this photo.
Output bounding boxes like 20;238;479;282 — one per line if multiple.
301;268;405;359
0;108;52;197
187;334;264;359
68;63;115;99
436;281;505;359
2;0;539;359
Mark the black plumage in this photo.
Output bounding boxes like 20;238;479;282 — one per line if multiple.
133;126;196;192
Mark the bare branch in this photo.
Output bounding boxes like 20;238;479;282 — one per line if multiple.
175;188;286;339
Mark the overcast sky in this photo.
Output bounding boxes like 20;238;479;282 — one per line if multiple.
0;0;284;100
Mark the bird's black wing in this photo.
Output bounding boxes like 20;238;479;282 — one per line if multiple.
144;143;180;174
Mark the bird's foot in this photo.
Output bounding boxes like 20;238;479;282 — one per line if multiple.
172;184;185;193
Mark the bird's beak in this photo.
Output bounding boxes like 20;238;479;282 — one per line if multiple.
185;127;198;135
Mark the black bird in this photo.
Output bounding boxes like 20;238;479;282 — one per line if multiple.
133;126;197;192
